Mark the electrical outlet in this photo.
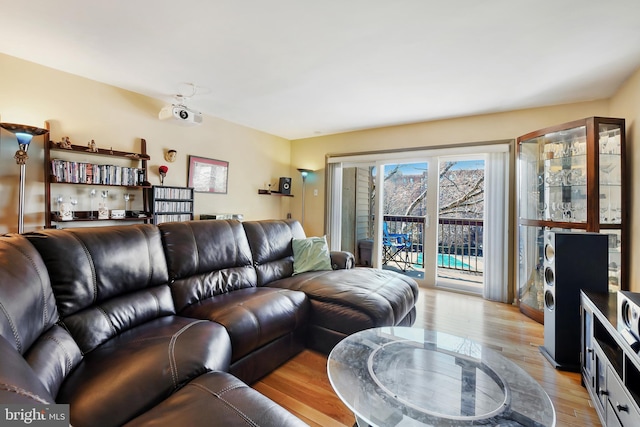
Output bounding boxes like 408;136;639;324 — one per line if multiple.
313;189;318;196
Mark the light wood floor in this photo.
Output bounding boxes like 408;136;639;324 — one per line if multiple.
253;287;601;427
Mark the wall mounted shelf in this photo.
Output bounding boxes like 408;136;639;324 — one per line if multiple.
258;189;293;197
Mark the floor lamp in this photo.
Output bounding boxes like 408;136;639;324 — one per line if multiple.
297;168;312;226
0;122;49;233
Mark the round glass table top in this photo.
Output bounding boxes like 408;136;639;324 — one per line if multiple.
328;327;555;427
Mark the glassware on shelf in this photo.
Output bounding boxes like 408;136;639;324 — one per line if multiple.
89;189;97;219
600;128;621;155
69;196;78;219
56;195;64;215
537;202;547;220
123;193;131;213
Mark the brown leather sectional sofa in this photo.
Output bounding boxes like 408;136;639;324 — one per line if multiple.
0;219;418;426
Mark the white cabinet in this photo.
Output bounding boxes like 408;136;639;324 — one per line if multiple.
581;291;640;426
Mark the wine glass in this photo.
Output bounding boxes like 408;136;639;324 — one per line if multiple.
550;202;560;220
561;202;572;221
537;202;547;220
89;189;97;219
123;193;131;213
69;196;78;219
56;195;64;215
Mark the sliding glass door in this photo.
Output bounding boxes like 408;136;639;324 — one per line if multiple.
326;142;512;302
333;158;440;288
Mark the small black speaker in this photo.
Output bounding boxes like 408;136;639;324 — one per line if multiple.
278;177;291;195
540;231;608;371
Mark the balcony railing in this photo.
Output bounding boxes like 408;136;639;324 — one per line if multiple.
438;218;483;273
383;215;483;274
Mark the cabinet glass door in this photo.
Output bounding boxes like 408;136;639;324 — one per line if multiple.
518;126;588;224
599;124;622;225
517;117;626;323
542;126;588;223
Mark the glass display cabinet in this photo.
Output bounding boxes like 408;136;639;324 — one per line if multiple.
517;117;626;323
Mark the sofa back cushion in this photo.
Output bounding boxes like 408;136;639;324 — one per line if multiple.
0;234;58;354
26;225;173;353
0;234;82;398
159;220;257;311
242;220;306;286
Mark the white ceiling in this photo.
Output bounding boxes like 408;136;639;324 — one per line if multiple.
2;1;640;140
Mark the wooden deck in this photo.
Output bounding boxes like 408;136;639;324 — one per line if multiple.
253;287;600;427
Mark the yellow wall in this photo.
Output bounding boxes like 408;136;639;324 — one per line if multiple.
291;101;610;236
611;67;640;292
0;53;292;233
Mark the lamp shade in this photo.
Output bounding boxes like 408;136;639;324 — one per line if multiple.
297;168;312;180
15;132;35;145
0;122;48;140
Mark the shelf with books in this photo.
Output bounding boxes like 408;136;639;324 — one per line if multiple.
144;185;194;225
44;138;151;228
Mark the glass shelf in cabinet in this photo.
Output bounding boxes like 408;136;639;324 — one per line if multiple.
544;152;587;163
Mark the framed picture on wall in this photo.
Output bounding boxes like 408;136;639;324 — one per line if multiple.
188;155;228;194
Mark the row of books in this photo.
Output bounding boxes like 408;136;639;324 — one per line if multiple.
50;159;144;186
155;214;193;224
153;201;193;213
152;187;193;199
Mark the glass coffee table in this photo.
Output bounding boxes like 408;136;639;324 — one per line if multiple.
327;327;555;426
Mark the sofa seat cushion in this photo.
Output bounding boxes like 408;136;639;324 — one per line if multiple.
124;371;307;427
57;315;232;427
179;287;309;363
266;267;419;352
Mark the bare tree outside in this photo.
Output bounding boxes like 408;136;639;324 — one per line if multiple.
379;161;484;219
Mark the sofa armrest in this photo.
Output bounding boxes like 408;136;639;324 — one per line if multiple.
330;251;355;270
0;336;55;404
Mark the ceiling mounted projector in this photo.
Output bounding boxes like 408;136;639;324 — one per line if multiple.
159;104;203;125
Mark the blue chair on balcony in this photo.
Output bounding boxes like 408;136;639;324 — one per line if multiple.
382;222;412;272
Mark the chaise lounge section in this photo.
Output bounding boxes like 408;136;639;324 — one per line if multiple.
242;219;418;354
0;219;418;426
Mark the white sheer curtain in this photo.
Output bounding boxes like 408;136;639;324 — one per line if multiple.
325;162;342;251
483;150;510;302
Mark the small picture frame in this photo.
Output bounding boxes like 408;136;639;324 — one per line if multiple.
188;156;228;194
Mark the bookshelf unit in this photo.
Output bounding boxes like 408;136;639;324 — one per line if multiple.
145;186;194;225
45;138;152;228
